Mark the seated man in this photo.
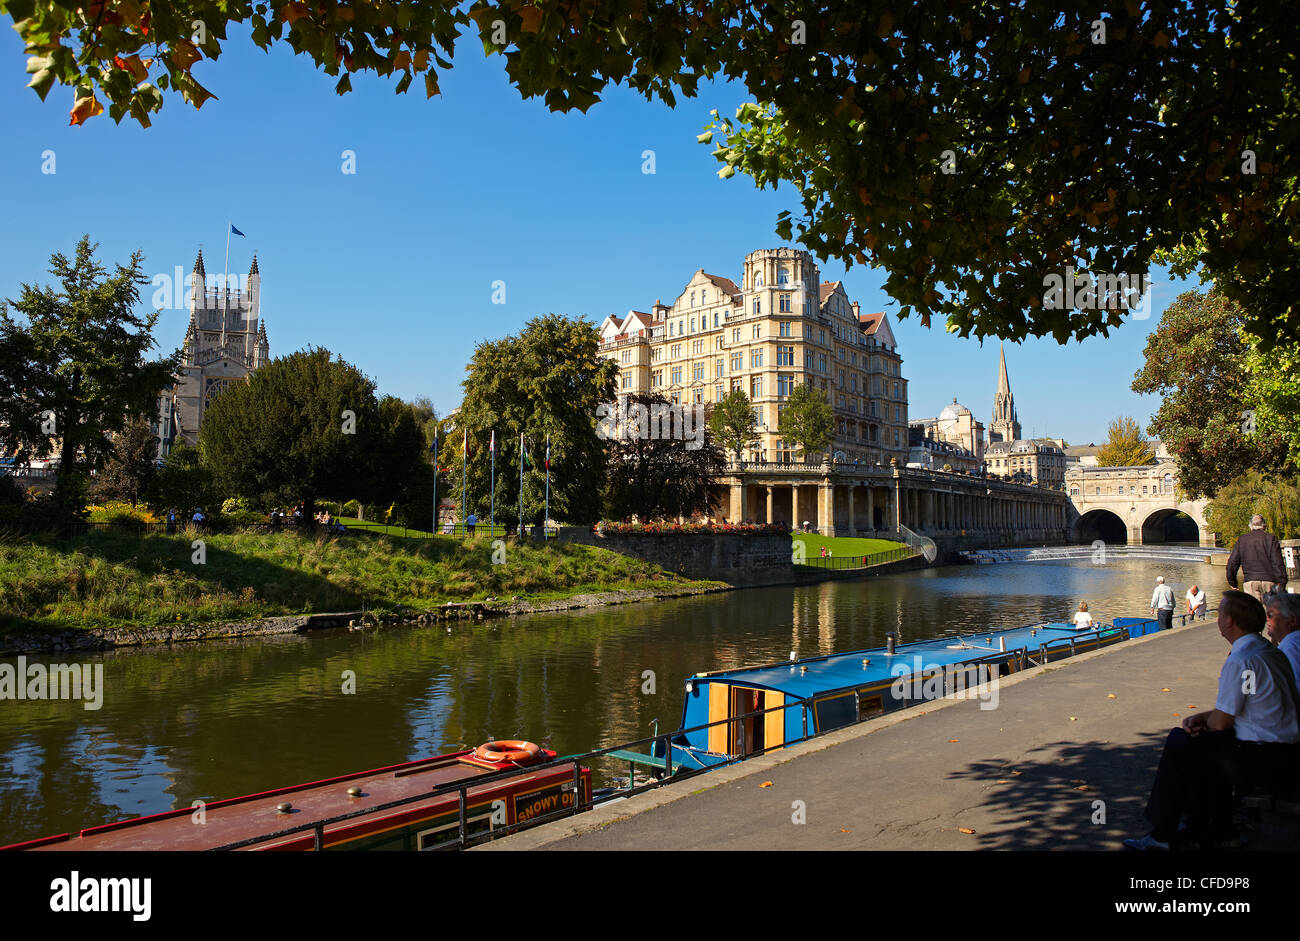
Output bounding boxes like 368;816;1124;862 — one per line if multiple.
1125;590;1300;850
1266;588;1300;687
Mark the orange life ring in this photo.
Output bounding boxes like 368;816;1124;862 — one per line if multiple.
474;740;542;763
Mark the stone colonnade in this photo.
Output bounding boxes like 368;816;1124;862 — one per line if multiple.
719;465;1069;540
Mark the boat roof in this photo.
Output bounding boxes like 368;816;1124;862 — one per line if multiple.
691;622;1123;699
9;748;563;852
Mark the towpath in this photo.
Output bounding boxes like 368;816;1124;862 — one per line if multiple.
482;618;1226;850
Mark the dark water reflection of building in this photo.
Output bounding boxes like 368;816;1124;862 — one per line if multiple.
0;557;1222;846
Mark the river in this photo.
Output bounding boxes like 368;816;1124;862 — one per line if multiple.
0;554;1224;845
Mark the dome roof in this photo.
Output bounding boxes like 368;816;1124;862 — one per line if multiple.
939;398;971;422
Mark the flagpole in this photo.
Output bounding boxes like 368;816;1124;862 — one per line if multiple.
461;429;468;536
490;430;496;535
431;426;438;536
221;222;231;349
518;431;524;539
544;433;550;541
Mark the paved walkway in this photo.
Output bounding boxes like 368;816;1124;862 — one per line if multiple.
482;619;1226;851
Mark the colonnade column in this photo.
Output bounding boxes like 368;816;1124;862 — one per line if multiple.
791;484;800;530
766;486;774;525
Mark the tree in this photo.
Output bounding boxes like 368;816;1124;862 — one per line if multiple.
709;388;759;463
603;392;725;521
15;4;1300;349
777;383;833;462
456;314;616;528
148;440;216;513
198;347;403;518
1094;416;1153;468
1205;471;1300;548
91;416;159;506
0;236;178;513
1131;290;1292;497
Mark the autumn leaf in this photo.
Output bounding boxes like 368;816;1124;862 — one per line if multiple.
959;827;975;834
283;2;311;24
518;6;544;32
759;780;773;788
69;93;103;125
170;40;201;72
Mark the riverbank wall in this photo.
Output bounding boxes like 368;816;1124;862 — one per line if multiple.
556;529;791;587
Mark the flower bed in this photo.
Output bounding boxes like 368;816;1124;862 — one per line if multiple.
596;520;790;535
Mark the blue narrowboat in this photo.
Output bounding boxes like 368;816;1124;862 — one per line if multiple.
652;618;1158;772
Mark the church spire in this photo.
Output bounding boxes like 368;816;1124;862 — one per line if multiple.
997;342;1011;396
249;253;259;275
193;248;205;274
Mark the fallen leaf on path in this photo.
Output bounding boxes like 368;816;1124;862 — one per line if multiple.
838;828;850;832
949;739;959;743
1069;716;1077;721
1107;694;1117;699
1161;687;1171;692
995;779;1010;784
959;827;975;834
759;781;773;788
1010;770;1022;776
1075;785;1090;791
1187;705;1196;709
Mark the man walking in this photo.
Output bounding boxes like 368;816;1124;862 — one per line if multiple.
1150;575;1176;631
1125;590;1300;850
1227;514;1288;603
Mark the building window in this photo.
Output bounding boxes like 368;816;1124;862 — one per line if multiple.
751;376;763;399
779;321;792;337
715;336;724;349
690;292;695;308
732;328;741;343
819;354;827;373
753;298;761;315
715;384;724;401
690;317;696;332
671;392;681;404
622;375;632;389
751;350;764;368
731;352;743;372
778;374;794;398
694;389;704;403
893;430;900;447
652;370;662;387
670;344;681;358
669;322;674;336
621;350;631;363
694;362;705;381
715;358;724;377
671;366;682;384
752;324;762;339
777;345;794;365
805;351;815;369
778;267;790;285
693;339;704;354
780;294;791;313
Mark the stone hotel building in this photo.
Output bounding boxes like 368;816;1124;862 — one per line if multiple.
596;248;909;465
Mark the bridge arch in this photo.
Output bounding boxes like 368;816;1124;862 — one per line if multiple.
1075;508;1127;545
1141;507;1201;544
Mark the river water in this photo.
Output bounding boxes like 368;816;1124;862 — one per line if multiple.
0;555;1224;845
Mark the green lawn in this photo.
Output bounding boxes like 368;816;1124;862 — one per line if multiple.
0;525;710;633
791;533;908;560
338;517;511;538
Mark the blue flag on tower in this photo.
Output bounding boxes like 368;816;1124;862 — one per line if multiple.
230;224;245;237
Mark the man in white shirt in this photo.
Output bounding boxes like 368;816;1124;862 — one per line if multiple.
1150;576;1175;631
1265;589;1300;686
1186;584;1207;621
1126;590;1300;850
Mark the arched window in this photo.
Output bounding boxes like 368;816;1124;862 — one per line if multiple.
778;267;790;285
1164;473;1173;494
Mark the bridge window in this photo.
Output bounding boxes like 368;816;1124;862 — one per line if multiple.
1070;487;1079;496
1142;485;1149;495
1095;486;1101;496
1164;473;1173;494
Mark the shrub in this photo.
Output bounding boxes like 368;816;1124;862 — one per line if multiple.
221;496;255;516
342;499;361;517
87;502;159;525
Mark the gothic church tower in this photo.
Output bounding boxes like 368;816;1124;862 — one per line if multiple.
988;342;1021;444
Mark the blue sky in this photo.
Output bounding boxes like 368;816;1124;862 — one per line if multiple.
0;24;1195;446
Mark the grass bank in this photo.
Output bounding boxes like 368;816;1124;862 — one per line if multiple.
791;534;906;558
0;526;716;633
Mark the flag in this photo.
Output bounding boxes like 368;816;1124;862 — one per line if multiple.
522;439;533;469
463;428;469;457
230;224;245;237
545;436;551;470
490;430;495;453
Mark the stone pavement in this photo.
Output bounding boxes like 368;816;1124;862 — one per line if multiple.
482;618;1228;850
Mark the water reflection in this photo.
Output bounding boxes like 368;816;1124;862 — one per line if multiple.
0;557;1221;845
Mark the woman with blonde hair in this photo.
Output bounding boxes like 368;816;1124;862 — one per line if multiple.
1073;601;1094;629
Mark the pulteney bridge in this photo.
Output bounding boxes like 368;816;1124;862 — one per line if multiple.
1065;461;1215;547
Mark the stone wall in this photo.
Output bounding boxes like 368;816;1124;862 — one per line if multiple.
557;528;792;586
